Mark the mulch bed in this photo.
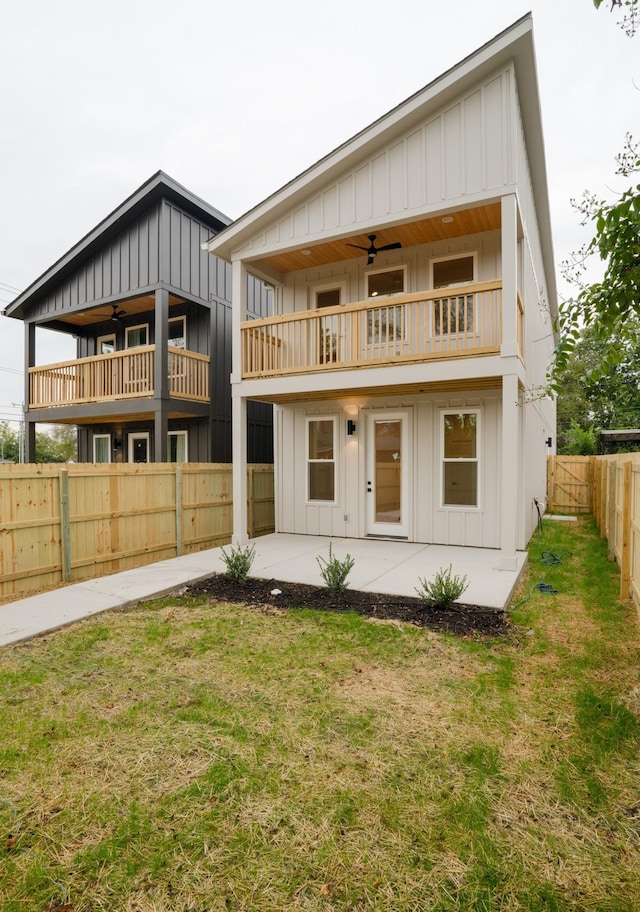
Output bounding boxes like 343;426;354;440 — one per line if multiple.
185;574;509;637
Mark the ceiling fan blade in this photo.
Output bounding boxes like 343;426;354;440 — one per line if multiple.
346;243;370;251
367;254;376;266
378;242;402;252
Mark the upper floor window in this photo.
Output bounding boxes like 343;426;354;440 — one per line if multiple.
169;316;186;349
316;288;341;309
309;280;347;310
126;324;148;348
432;254;475;289
97;334;116;355
366;266;406;298
431;254;476;335
366;267;407;345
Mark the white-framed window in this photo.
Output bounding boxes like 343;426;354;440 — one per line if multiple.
125;324;149;349
441;410;480;508
366;265;407;299
309;280;348;310
168;316;186;349
306;417;337;503
97;333;116;355
128;432;150;463
168;430;188;463
93;434;111;463
431;253;476;335
366;266;407;346
308;282;348;365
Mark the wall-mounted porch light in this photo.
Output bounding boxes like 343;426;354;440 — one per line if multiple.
347;419;357;436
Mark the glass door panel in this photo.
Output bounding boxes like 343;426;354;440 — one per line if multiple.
366;410;411;537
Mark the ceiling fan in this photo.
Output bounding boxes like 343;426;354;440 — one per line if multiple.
346;234;402;266
109;304;126;322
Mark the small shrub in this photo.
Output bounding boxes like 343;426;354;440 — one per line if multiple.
317;542;355;596
415;564;469;609
220;543;256;584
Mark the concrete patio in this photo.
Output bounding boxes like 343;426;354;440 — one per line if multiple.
0;533;527;648
247;534;527;609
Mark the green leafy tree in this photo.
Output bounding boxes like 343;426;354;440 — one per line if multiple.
553;1;638;385
564;420;598;456
593;0;638;37
554;135;640;385
0;421;19;461
36;425;77;463
556;320;640;452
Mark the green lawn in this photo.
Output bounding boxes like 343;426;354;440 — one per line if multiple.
1;517;639;911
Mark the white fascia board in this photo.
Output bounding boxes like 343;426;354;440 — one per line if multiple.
235;355;524;402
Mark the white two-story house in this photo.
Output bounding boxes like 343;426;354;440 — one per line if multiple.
204;14;557;570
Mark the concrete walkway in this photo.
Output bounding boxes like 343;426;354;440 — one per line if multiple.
0;534;527;648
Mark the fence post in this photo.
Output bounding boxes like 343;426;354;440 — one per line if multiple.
620;459;632;600
175;465;183;556
248;465;255;539
59;468;71;582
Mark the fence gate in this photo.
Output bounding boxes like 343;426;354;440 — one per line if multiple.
547;456;591;513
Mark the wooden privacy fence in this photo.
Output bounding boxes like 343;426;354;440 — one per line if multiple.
547;456;592;513
547;454;640;611
0;463;274;602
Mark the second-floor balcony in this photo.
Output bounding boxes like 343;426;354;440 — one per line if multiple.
29;345;210;409
241;280;518;380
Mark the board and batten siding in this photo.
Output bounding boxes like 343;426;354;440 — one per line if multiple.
28;201;232;322
244;67;514;259
275;391;501;548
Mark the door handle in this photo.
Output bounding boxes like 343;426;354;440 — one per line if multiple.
367;481;372;492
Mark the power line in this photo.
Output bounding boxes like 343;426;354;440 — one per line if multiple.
0;281;21;293
0;366;23;375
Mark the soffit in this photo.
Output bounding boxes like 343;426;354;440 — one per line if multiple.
52;293;186;328
256;203;501;274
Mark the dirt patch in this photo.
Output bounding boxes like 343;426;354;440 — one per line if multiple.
185;574;509;637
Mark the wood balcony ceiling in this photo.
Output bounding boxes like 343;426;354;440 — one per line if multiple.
258;203;502;274
54;293;186;328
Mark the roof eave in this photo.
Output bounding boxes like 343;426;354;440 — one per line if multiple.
5;171;232;321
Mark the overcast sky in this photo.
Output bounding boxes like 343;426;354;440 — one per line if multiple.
0;0;637;425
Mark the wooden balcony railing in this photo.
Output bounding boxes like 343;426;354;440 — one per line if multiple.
29;345;210;408
241;280;503;379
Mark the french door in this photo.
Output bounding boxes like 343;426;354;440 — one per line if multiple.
365;410;411;537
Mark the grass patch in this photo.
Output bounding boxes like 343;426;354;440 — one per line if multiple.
0;518;639;910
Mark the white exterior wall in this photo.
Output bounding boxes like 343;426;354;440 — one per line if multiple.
275;390;501;548
513;83;557;545
242;67;515;262
282;231;501;313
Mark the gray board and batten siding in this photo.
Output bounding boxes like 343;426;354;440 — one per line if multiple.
5;172;273;463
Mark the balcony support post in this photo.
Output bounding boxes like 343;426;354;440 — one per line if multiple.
24;322;36;463
154;287;169;462
500;193;520;359
232;261;249;544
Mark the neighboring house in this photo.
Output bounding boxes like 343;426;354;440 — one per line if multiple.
203;15;557;569
4;172;273;464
